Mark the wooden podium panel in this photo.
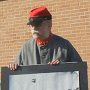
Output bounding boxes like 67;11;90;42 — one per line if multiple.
1;62;88;90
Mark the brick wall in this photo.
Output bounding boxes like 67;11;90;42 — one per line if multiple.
0;0;90;89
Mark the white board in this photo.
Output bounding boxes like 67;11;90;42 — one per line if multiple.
9;71;79;90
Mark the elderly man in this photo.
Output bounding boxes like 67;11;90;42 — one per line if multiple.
9;6;82;70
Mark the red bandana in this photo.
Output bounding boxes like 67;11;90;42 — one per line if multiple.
36;34;53;46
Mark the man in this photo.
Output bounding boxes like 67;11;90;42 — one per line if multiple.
9;6;82;70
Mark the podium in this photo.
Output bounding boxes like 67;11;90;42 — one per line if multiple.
1;62;88;90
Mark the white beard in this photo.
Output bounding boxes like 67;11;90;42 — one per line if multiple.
31;30;39;34
31;30;40;39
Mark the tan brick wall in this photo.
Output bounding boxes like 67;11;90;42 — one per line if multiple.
0;0;90;89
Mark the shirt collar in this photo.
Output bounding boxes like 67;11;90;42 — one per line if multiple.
36;33;53;46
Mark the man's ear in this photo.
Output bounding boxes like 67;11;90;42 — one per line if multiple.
47;20;52;27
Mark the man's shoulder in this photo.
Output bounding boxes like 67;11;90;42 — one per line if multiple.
52;34;71;47
23;38;35;47
53;34;69;43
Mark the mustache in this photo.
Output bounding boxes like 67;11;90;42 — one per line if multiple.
31;30;39;34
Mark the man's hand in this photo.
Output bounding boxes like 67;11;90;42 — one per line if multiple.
48;60;60;65
8;63;18;70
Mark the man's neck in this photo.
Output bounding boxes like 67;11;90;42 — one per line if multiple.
38;33;52;41
36;33;53;46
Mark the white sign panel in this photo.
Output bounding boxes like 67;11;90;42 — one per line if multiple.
9;71;79;90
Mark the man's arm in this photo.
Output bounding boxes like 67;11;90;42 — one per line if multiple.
67;40;82;62
8;45;24;70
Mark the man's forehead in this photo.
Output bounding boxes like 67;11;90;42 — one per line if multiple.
30;21;48;27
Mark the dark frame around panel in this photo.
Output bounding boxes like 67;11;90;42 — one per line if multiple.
1;62;88;90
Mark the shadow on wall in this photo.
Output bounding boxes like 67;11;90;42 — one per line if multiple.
0;0;7;1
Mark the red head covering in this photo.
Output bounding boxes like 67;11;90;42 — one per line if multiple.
29;6;52;17
27;6;52;25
